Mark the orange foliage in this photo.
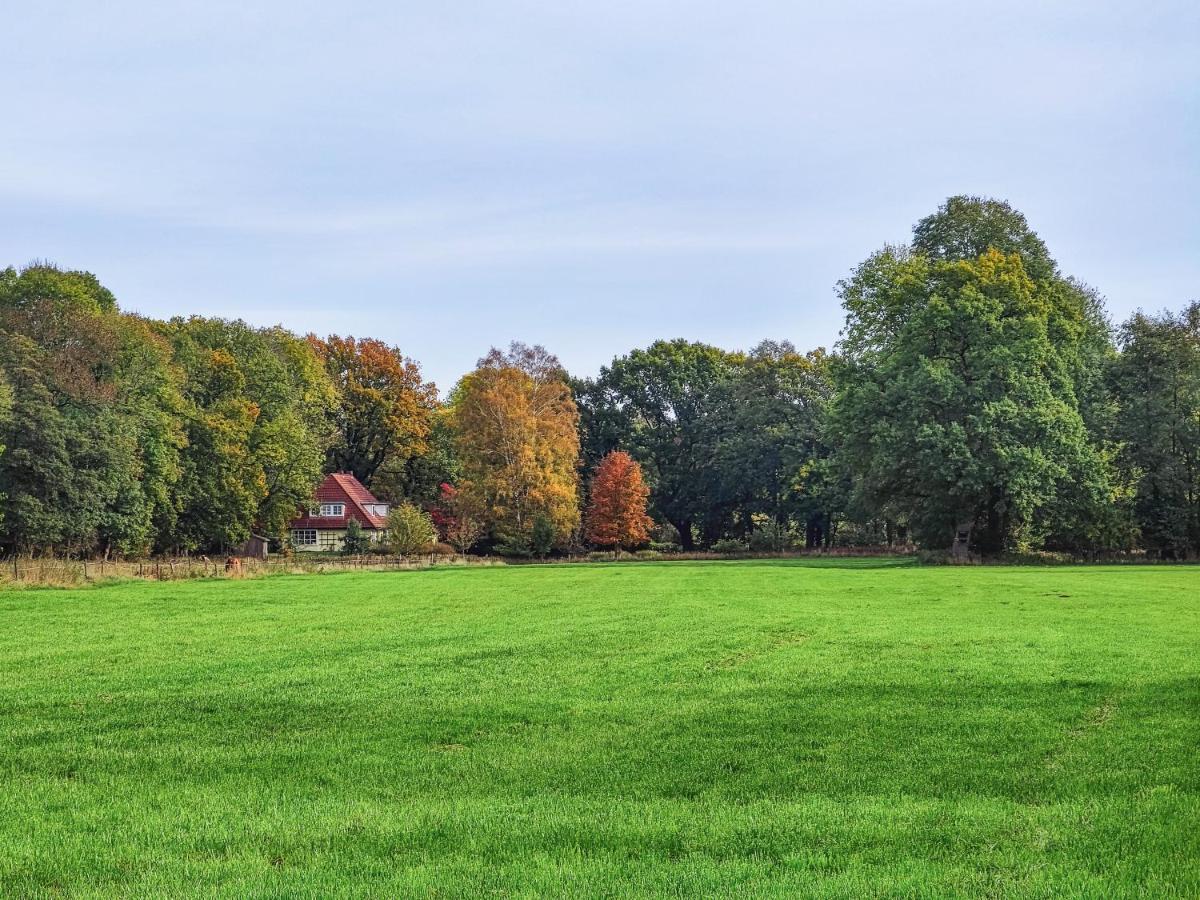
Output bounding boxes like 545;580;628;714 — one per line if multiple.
309;334;437;489
585;451;653;549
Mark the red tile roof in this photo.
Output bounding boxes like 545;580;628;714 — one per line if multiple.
290;473;389;530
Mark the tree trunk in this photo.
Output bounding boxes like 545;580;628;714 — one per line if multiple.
951;520;973;562
675;519;695;552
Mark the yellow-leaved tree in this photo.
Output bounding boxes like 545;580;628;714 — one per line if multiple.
449;343;580;550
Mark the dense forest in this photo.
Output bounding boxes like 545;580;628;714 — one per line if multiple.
1;197;1197;560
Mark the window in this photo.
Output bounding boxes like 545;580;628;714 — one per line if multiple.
319;503;344;517
291;529;317;546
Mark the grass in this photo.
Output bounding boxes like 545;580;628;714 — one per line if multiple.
0;559;1197;897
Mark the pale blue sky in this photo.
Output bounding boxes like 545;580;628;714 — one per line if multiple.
2;1;1197;389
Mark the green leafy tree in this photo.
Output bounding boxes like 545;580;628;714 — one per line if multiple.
710;341;837;548
0;265;185;556
0;333;76;552
831;246;1107;557
163;318;336;550
1111;304;1200;558
387;503;437;555
912;195;1058;282
575;340;738;550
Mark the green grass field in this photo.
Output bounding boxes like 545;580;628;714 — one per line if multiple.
1;560;1197;898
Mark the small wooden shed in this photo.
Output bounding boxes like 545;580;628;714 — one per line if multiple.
235;534;270;560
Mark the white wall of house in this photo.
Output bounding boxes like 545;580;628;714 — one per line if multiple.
290;528;386;552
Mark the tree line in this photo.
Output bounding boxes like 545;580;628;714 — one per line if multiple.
1;196;1197;560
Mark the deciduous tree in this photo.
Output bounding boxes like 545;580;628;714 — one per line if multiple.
434;482;486;555
831;244;1108;557
388;503;437;555
311;335;437;493
575;340;737;550
449;343;580;548
584;451;653;550
1111;303;1200;558
163;317;336;550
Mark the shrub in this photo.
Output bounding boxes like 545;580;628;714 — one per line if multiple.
494;532;532;558
653;522;681;545
710;538;748;554
530;513;555;559
748;528;796;553
649;541;681;554
342;518;373;555
634;549;662;560
388;503;437;555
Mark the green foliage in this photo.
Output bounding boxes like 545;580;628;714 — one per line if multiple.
1111;303;1200;558
831;247;1108;553
0;263;118;314
162;317;336;551
574;339;739;549
376;410;460;505
0;265;185;555
341;517;374;555
493;531;532;558
0;204;1195;562
912;195;1058;281
709;537;748;554
577;339;839;550
530;513;555;558
829;198;1129;557
710;341;839;548
387;503;437;555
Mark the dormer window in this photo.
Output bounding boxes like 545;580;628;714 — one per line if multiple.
319;503;345;517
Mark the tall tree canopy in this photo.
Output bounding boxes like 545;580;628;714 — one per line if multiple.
708;341;838;548
0;265;184;555
450;343;580;548
574;340;738;550
310;335;437;495
1111;303;1200;558
162;318;336;551
831;239;1114;556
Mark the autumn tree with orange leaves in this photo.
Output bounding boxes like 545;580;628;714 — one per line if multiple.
449;343;580;549
585;450;653;550
309;335;438;492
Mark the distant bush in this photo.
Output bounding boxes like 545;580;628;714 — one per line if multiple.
710;538;748;554
431;542;457;556
649;541;681;554
634;549;662;560
652;522;681;546
748;528;797;553
494;533;532;558
530;514;555;559
388;504;437;555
